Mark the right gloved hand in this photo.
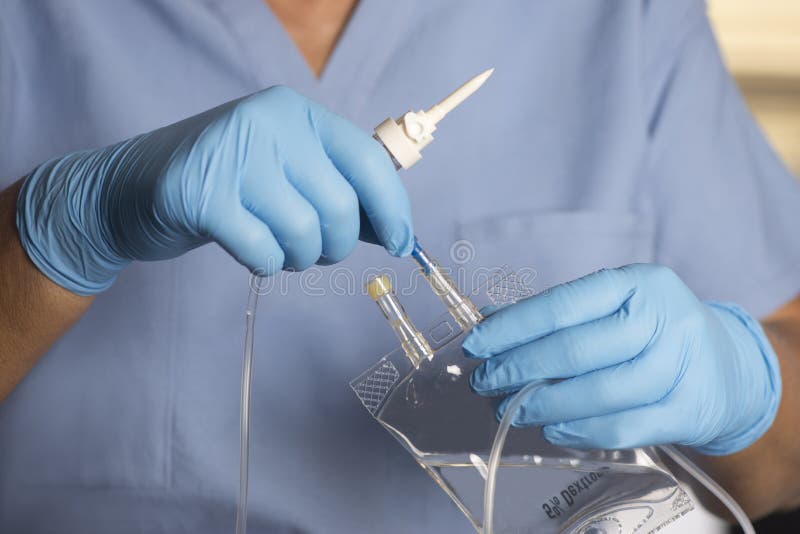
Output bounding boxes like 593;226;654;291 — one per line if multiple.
17;86;414;295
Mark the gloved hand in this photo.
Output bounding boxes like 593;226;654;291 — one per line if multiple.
464;264;781;455
17;86;414;295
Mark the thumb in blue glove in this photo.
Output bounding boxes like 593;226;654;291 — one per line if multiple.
464;264;781;455
17;86;414;295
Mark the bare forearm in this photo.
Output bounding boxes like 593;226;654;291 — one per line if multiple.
689;297;800;519
0;180;92;402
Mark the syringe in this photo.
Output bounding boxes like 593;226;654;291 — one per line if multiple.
411;238;483;330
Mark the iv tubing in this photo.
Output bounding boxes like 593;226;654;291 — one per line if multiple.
481;383;756;534
482;380;546;534
235;280;260;534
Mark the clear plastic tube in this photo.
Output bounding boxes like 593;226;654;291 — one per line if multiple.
482;383;756;534
482;380;547;534
235;280;260;534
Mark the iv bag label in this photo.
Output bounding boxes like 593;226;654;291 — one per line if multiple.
540;470;606;520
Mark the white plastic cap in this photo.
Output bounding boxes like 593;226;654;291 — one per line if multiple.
374;68;494;169
374;112;435;169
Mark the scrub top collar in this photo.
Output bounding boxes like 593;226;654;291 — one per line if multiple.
205;0;414;114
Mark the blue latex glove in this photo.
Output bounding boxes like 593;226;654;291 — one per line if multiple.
465;264;781;455
17;86;414;295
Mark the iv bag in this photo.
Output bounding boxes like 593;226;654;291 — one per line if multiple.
350;268;694;534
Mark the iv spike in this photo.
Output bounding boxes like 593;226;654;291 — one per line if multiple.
410;238;483;330
426;68;494;125
373;68;495;169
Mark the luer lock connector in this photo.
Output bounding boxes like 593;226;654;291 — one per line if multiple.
366;274;433;367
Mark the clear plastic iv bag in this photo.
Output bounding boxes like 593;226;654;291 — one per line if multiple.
351;268;694;534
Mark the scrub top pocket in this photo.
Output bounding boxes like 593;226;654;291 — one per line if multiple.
454;210;657;295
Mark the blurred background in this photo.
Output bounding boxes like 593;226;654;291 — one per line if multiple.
709;0;800;176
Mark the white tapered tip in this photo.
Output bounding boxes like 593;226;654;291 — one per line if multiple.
474;68;494;85
427;67;495;124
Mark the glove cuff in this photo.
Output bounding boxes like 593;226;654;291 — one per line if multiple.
695;301;782;455
16;152;130;295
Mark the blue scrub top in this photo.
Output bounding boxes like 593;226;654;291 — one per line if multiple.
1;1;799;532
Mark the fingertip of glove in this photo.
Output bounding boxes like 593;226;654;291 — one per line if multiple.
469;366;486;393
385;226;414;257
542;424;584;448
461;331;487;358
496;399;527;428
541;426;561;444
495;396;510;422
461;342;479;359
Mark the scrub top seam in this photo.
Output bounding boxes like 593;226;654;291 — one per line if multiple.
315;1;413;116
201;0;277;90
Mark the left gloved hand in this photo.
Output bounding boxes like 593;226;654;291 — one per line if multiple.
464;264;781;455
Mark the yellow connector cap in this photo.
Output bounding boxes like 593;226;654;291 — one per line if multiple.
366;274;393;300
